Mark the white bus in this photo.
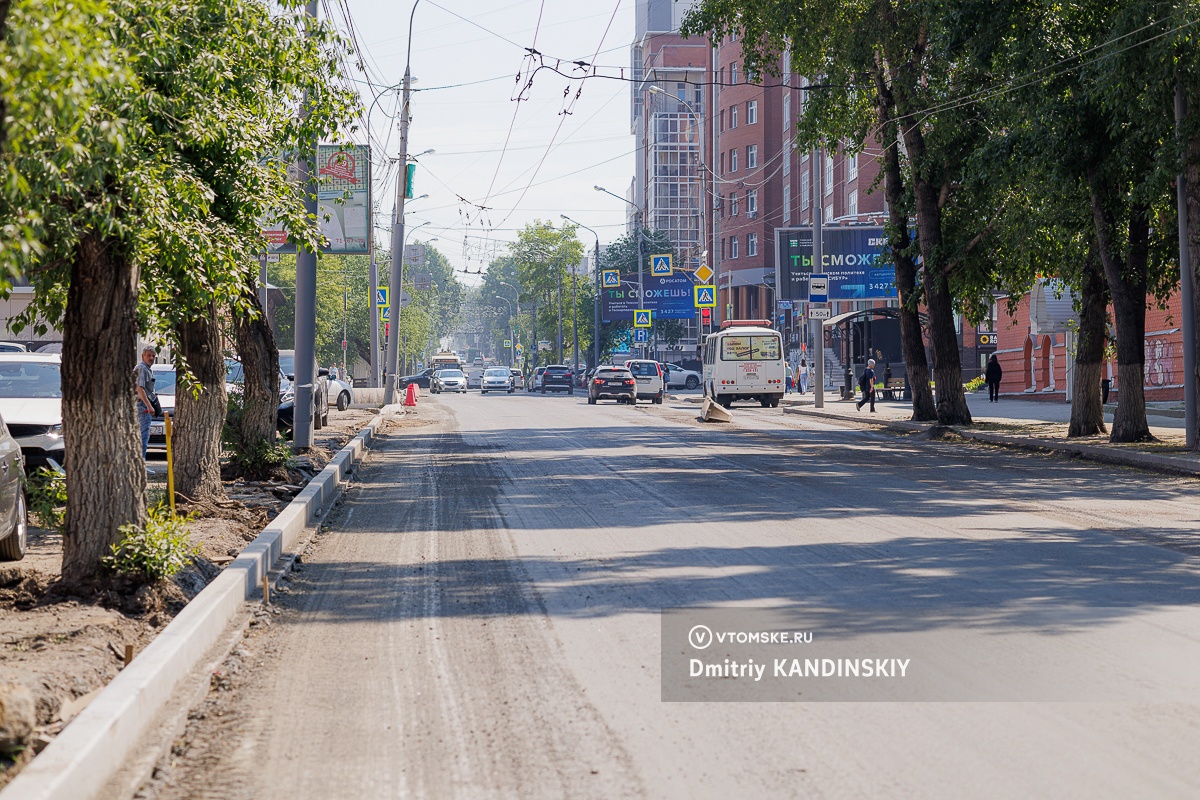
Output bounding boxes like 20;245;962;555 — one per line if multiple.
701;320;786;408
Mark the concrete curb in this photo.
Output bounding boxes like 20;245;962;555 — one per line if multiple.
0;413;390;800
782;406;1200;479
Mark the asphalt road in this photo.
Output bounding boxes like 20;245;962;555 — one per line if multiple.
150;391;1200;799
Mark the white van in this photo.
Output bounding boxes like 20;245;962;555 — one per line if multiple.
623;359;665;404
701;321;786;408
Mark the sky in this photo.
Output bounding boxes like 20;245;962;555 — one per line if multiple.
329;0;641;287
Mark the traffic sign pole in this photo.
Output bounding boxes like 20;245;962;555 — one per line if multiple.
814;166;825;409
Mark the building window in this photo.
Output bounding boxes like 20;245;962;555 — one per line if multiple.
730;236;739;258
825;203;833;221
730;193;739;216
801;171;810;210
747;100;758;124
847;153;858;181
782;93;790;129
824;153;834;197
720;238;726;260
719;109;725;132
730;148;738;172
748;233;758;256
783;185;792;225
783;154;790;177
848;189;858;217
730;105;738;128
747;189;758;215
747;145;758;169
720;150;725;174
730;63;738;84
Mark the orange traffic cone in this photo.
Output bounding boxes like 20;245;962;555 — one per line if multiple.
404;382;418;407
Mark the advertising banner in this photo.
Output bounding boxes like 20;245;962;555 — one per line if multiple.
262;144;371;255
775;226;896;301
601;273;696;321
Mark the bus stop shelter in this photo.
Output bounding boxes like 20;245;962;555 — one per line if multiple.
823;308;928;399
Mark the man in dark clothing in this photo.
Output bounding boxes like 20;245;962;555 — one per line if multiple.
856;358;877;412
985;354;1002;403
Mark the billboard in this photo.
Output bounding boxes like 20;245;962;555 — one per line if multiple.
601;272;696;321
775;226;896;301
262;144;371;255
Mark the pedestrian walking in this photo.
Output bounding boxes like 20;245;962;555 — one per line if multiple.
856;358;877;412
134;345;159;461
799;359;809;394
985;354;1003;403
1101;376;1111;405
785;364;794;394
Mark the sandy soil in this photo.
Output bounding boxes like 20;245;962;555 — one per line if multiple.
0;406;380;787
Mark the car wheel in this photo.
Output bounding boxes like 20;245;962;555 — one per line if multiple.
313;406;323;429
0;491;28;561
685;376;699;390
481;390;487;395
337;391;350;411
568;389;573;396
508;388;514;394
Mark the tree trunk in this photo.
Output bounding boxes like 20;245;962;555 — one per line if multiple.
1068;246;1109;437
1088;169;1152;442
872;63;936;421
1188;129;1200;450
172;300;227;502
60;232;146;585
232;277;280;465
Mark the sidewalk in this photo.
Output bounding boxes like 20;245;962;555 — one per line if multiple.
777;390;1200;479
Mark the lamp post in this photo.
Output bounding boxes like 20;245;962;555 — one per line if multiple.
562;214;598;370
595;185;645;357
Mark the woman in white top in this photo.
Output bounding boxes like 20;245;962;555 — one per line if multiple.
799;359;810;394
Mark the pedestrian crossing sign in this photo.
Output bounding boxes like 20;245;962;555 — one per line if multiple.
650;254;673;276
503;339;512;348
633;328;649;343
379;305;391;322
376;287;390;308
694;285;716;308
602;270;621;288
634;309;652;328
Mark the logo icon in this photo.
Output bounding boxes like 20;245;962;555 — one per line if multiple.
650;254;673;276
602;270;621;288
688;624;714;649
319;150;358;183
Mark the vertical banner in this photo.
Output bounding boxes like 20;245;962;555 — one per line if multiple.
262;144;371;254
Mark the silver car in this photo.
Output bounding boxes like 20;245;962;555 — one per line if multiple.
481;367;514;394
0;353;64;469
0;411;27;561
432;369;467;394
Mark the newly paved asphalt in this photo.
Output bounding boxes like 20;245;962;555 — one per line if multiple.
153;391;1200;799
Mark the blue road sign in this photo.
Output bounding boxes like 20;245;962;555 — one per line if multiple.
694;285;716;308
633;309;653;328
650;254;673;276
376;287;389;308
602;270;621;288
809;274;829;303
633;328;649;343
380;305;391;321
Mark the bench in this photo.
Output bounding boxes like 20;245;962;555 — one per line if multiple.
878;378;905;401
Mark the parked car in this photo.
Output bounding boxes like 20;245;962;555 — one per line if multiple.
34;342;62;354
481;367;514;394
431;368;467;393
0;343;28;353
624;359;665;404
278;349;329;429
147;364;178;452
540;365;574;394
224;357;297;433
0;416;27;561
327;370;354;411
510;369;524;390
0;353;63;468
527;366;547;392
398;367;437;390
587;366;636;405
664;362;702;390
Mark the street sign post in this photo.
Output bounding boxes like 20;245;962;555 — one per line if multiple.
503;339;512;348
602;270;621;288
633;328;649;343
809;274;829;304
809;306;831;320
376;287;390;308
380;305;391;322
650;254;673;276
633;309;653;327
694;285;716;308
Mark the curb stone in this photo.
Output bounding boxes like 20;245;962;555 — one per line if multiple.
0;412;389;800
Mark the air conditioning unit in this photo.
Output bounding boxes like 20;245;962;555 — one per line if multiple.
747;211;758;219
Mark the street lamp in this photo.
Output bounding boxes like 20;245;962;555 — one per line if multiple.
561;214;598;370
495;295;516;366
595;185;646;357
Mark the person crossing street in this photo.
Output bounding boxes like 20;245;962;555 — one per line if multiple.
856;358;877;413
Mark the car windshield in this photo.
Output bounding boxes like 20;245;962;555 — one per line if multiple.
485;369;509;377
152;369;178;395
439;370;464;378
0;361;62;398
597;370;630;379
546;367;569;374
628;362;658;377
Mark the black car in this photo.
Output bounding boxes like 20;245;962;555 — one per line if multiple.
587;367;636;405
540;365;574;394
398;367;437;390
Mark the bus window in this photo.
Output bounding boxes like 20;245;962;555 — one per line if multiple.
721;335;780;361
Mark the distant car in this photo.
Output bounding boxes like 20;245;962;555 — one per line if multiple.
0;343;28;353
34;342;62;354
587;366;636;405
527;367;547;392
398;367;437;390
0;353;63;468
540;365;574;394
432;368;467;394
664;362;701;390
0;416;27;561
466;371;483;390
624;359;665;404
278;349;329;429
481;367;514;394
225;358;296;433
510;369;524;390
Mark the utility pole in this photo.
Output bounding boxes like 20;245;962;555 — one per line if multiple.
561;215;600;368
557;263;564;365
1176;82;1196;449
383;0;421;406
636;212;646;358
292;0;319;450
572;261;579;373
369;249;379;386
813;144;825;410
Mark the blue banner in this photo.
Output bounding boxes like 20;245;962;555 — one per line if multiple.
601;273;697;321
777;226;897;301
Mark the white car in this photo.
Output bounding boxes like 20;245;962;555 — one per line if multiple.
328;375;354;410
623;359;666;404
664;363;702;390
431;369;467;393
0;353;64;469
481;367;514;394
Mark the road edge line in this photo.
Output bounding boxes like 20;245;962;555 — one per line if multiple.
0;406;400;800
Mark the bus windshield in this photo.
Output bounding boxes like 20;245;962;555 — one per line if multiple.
720;335;780;361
